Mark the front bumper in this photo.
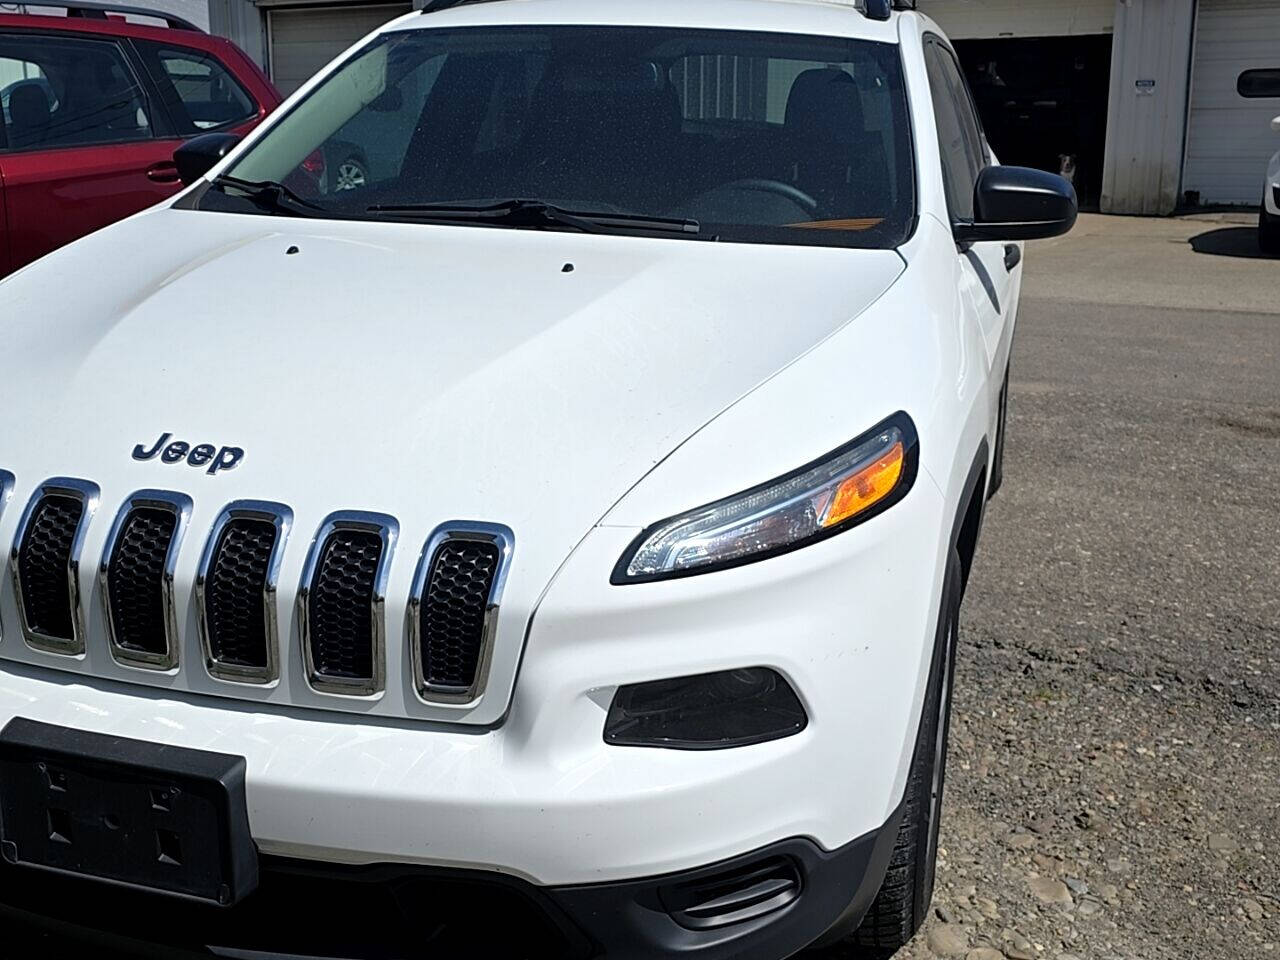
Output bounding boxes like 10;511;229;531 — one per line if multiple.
0;475;947;955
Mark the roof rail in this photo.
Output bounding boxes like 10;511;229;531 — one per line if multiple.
420;0;497;12
861;0;916;20
18;1;204;31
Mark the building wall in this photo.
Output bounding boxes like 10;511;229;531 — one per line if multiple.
1100;0;1198;215
916;0;1117;39
142;0;210;30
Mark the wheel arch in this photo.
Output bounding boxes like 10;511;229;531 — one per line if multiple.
948;439;989;596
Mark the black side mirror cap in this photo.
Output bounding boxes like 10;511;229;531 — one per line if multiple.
174;133;242;186
953;165;1078;244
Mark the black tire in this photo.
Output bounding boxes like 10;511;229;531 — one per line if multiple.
813;549;962;959
1260;200;1280;256
987;368;1010;500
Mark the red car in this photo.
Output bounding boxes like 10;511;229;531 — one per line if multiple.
0;1;280;277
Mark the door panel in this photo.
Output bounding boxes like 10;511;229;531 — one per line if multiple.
1;139;183;272
0;30;179;273
960;240;1016;370
924;36;1015;375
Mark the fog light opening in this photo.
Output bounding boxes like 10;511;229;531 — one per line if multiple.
603;667;807;750
660;855;803;931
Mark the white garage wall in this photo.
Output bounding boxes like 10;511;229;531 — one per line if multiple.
916;0;1116;40
1100;0;1196;215
1182;0;1280;206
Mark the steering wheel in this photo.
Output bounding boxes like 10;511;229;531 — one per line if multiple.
721;178;820;216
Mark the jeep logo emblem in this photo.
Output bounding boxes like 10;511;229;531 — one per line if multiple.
132;432;244;475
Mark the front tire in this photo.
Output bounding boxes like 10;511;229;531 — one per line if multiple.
812;549;962;959
1260;199;1280;255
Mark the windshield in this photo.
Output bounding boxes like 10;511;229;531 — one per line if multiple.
204;25;916;248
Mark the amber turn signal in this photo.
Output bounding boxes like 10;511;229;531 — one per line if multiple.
822;441;905;528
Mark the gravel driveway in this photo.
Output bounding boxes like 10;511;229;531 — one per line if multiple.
897;214;1280;960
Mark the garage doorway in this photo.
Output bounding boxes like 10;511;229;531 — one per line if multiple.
267;2;411;96
953;36;1113;208
1182;0;1280;206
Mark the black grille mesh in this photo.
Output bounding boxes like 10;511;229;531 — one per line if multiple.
206;518;277;670
106;507;177;655
308;529;382;680
16;495;84;640
420;539;500;691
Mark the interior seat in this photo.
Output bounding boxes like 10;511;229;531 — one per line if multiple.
521;57;682;210
783;67;890;219
7;81;52;150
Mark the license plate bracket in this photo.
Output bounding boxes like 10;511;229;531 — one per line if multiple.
0;717;258;905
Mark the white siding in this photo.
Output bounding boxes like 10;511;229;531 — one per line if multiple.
1100;0;1197;215
917;0;1116;40
266;2;409;95
1182;0;1280;205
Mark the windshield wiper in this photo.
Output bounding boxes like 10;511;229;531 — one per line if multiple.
210;175;325;218
365;198;701;236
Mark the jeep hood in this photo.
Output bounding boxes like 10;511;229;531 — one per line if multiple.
0;208;904;723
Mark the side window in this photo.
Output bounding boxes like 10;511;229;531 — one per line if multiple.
134;41;257;134
924;38;985;222
0;34;152;152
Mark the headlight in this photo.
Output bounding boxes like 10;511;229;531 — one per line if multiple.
613;412;918;584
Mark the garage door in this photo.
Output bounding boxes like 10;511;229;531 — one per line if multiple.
917;0;1116;40
267;2;411;96
1183;0;1280;206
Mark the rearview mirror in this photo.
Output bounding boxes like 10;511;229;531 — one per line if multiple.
174;133;242;186
953;166;1078;244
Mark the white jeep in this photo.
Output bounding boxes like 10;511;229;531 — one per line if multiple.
0;1;1074;957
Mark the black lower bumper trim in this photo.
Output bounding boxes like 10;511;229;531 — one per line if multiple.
0;810;902;960
548;805;903;960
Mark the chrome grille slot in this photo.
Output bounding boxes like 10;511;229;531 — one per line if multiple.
196;502;291;685
410;524;513;705
299;512;397;697
100;491;191;671
10;479;99;655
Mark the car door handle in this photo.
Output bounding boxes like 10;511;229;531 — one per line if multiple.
1003;244;1022;272
146;162;181;184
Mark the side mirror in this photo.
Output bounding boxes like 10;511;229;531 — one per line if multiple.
1272;116;1280;134
953;166;1078;244
174;132;242;186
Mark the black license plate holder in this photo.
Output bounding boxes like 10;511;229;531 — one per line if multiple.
0;717;258;905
